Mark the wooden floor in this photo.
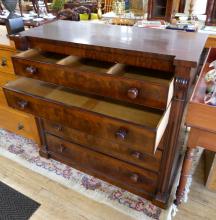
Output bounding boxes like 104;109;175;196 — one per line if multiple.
0;155;215;220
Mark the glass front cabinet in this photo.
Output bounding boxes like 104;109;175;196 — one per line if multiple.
148;0;181;21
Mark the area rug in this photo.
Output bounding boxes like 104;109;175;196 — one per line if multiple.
0;181;40;220
0;129;202;220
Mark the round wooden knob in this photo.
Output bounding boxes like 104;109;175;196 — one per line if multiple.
127;88;139;99
53;124;63;131
17;100;28;110
1;57;7;66
17;123;24;130
115;128;127;140
26;66;37;74
131;151;141;159
130;173;139;182
59;144;65;153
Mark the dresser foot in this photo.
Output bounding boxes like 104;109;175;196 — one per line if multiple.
39;146;50;159
174;147;195;206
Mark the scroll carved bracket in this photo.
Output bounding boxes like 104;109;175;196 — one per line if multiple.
174;77;189;102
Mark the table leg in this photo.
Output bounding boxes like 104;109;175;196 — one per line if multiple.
174;147;195;206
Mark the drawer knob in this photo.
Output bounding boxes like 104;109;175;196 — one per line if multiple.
53;124;63;131
127;88;139;99
1;57;7;66
130;173;139;182
17;100;28;109
131;151;141;159
17;123;24;130
26;66;37;74
115;128;127;140
59;144;65;153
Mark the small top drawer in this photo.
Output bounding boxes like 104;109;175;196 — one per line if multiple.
12;49;174;110
0;49;15;74
3;78;171;155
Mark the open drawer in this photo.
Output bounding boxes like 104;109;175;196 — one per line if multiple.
187;48;216;133
12;49;174;110
3;77;172;155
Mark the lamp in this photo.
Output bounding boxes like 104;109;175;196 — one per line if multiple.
1;0;20;18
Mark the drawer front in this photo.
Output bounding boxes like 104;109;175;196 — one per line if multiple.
0;87;7;106
0;71;16;87
46;134;158;195
4;89;167;154
43;119;162;172
0;105;40;144
13;53;173;110
0;49;15;74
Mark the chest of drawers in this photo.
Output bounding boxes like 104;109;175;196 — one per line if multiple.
3;21;207;208
0;27;40;143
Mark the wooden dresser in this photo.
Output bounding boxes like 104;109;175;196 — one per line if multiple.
0;26;40;143
3;21;207;208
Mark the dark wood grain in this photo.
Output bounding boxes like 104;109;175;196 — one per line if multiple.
43;119;163;172
7;21;207;208
46;133;159;196
3;77;170;155
12;50;174;110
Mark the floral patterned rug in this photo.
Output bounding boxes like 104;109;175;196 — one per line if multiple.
0;128;197;220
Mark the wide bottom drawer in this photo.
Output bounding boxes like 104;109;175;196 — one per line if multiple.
0;105;40;144
46;134;159;197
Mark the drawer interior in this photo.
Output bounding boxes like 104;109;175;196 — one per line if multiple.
15;49;67;64
57;55;117;74
116;65;173;85
58;55;174;84
16;49;174;85
5;77;167;128
191;48;216;104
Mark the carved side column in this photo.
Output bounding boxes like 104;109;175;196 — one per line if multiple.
174;147;195;206
36;117;50;159
155;66;192;206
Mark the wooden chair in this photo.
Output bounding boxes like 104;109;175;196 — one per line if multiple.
31;0;50;16
0;2;3;14
72;6;91;21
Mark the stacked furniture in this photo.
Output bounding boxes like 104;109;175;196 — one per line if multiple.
148;0;181;21
3;20;207;208
0;26;39;144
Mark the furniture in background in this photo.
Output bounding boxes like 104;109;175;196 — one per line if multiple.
0;2;3;14
0;26;40;144
5;17;25;35
175;48;216;205
31;0;44;16
206;0;216;26
104;0;113;13
148;0;181;21
4;20;207;208
205;35;216;48
203;36;216;192
64;0;98;13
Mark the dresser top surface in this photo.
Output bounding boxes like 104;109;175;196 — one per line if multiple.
0;26;15;50
20;20;208;66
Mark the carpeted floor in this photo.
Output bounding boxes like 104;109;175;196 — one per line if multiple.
0;129;203;220
0;181;40;220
